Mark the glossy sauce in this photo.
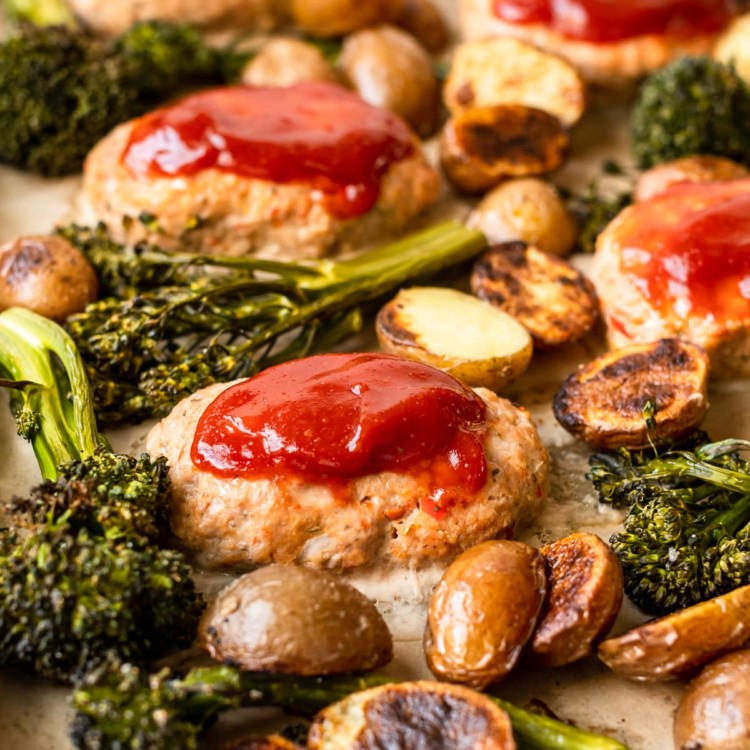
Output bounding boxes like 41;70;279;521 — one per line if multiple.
122;82;415;219
616;179;750;323
492;0;733;42
191;353;488;518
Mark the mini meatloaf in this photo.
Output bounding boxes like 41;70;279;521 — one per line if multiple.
590;177;750;378
146;382;548;570
458;0;734;85
77;83;441;260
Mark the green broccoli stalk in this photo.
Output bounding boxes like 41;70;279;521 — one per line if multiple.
0;308;203;683
60;221;487;424
589;437;750;614
69;659;627;750
0;21;250;176
631;56;750;169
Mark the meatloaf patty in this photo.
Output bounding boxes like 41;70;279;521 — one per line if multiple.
77;85;441;260
146;382;548;570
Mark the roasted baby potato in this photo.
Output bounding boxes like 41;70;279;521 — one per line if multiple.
531;532;624;667
634;155;749;202
598;583;750;681
241;38;339;87
467;178;578;256
201;565;393;675
340;25;439;137
291;0;403;36
471;242;599;350
424;540;546;688
444;38;586;127
440;105;568;194
715;14;750;86
308;681;516;750
553;338;710;449
0;235;98;322
396;0;450;53
674;649;750;750
220;737;302;750
376;286;533;391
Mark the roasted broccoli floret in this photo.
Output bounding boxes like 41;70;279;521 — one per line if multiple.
589;436;750;614
631;56;750;168
69;659;627;750
0;21;247;175
0;308;203;682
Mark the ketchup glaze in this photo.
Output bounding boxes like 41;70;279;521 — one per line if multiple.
122;82;415;220
615;179;750;323
191;353;489;517
492;0;733;43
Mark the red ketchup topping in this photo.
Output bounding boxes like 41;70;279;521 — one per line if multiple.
121;82;415;220
191;353;488;519
615;179;750;323
492;0;733;43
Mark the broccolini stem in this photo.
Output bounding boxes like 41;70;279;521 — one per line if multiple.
700;492;750;543
0;308;101;479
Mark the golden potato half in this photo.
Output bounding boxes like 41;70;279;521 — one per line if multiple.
376;286;533;391
553;338;709;449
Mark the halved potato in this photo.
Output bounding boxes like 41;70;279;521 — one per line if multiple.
471;242;599;350
634;155;749;203
376;286;532;391
467;178;578;257
443;38;586;127
553;338;710;449
308;681;516;750
440;105;568;194
531;532;624;667
597;583;750;682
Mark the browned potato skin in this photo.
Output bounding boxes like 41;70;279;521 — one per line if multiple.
201;564;393;675
634;155;749;202
241;38;339;87
425;540;546;688
0;235;98;322
467;178;578;256
340;25;439;138
598;583;750;682
291;0;403;37
440;105;568;194
674;650;750;750
396;0;450;53
553;338;710;449
531;532;624;667
471;242;599;350
308;681;516;750
220;737;302;750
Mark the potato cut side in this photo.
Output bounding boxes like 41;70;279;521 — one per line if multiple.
553;338;709;449
531;532;624;667
471;242;599;350
308;681;516;750
440;105;568;194
443;38;586;126
598;583;750;682
376;286;532;391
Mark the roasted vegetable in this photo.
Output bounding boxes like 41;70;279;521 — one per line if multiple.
471;242;599;350
569;181;631;255
0;308;202;682
0;21;246;175
554;339;709;449
60;222;487;424
2;0;73;25
201;565;393;675
598;583;750;681
589;435;750;614
70;658;628;750
241;38;339;88
395;0;449;53
290;0;403;36
631;56;750;169
376;286;533;391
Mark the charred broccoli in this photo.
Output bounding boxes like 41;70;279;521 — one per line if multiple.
0;307;203;682
631;56;750;168
0;21;247;175
69;659;627;750
589;436;750;614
